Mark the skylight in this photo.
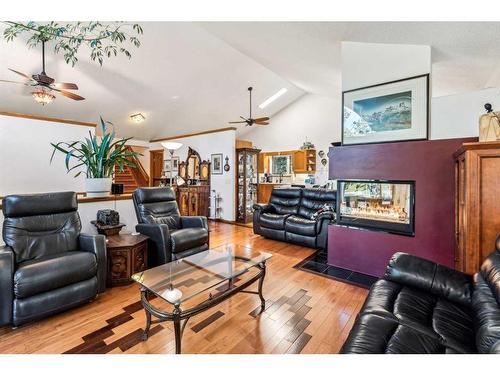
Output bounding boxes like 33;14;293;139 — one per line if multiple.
258;88;288;109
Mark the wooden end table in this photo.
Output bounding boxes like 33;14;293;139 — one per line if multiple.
106;233;149;287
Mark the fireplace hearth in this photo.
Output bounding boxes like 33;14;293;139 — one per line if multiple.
336;179;415;236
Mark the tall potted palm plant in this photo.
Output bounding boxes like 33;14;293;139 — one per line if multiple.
50;117;141;197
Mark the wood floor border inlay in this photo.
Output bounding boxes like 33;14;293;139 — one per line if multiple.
0;222;369;354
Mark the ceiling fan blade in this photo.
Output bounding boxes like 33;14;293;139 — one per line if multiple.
254;117;270;122
240;116;249;121
255;122;269;125
8;68;35;82
0;79;30;86
52;82;79;90
229;121;247;124
52;88;85;101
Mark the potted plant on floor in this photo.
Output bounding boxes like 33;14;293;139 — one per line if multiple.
50;117;141;197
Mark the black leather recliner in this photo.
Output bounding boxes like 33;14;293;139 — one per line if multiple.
0;192;106;327
340;236;500;354
132;187;209;266
253;188;336;250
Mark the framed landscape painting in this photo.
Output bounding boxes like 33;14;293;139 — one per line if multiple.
342;74;429;145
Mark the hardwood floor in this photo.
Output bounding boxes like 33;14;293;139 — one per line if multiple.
0;222;368;354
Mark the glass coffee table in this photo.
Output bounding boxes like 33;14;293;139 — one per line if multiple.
132;244;272;354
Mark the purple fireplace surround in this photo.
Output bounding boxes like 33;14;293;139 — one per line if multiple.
328;137;476;277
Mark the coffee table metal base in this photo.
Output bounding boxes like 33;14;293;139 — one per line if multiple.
140;261;267;354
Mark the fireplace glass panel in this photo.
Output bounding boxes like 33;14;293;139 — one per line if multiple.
336;180;415;236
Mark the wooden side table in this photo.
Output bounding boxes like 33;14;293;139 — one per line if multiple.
106;233;149;287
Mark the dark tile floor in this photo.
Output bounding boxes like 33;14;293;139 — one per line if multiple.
296;251;377;289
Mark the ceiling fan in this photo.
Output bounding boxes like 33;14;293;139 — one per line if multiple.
229;87;270;126
0;41;84;105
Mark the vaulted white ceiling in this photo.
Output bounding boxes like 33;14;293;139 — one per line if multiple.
1;21;500;141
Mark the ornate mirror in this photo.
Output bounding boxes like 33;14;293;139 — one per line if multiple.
200;161;210;181
186;147;201;180
178;161;187;180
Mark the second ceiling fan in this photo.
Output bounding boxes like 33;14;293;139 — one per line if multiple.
229;87;270;126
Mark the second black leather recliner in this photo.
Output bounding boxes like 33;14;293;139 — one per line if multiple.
132;187;209;267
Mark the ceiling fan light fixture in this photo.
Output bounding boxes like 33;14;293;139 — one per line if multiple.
31;86;55;106
130;113;146;123
258;88;288;109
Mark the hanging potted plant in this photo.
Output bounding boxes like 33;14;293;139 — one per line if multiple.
50;117;141;197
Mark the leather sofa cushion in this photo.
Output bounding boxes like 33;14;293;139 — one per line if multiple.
4;212;82;263
13;277;98;327
269;188;301;215
473;271;500;353
133;187;181;229
170;228;208;254
259;213;289;230
14;251;97;299
357;279;476;353
2;192;81;263
136;201;181;229
298;188;336;219
341;312;447;354
285;215;317;236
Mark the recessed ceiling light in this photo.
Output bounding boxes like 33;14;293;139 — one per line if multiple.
172;95;180;100
258;88;288;109
130;113;146;123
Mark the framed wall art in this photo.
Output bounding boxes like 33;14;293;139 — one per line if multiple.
211;153;223;175
342;74;429;146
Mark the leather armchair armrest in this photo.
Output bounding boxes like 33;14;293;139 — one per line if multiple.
79;233;107;294
253;203;271;212
315;212;335;222
0;245;14;326
136;223;171;265
384;252;473;306
180;216;208;230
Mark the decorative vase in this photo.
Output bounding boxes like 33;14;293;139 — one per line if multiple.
479;103;500;142
85;177;112;198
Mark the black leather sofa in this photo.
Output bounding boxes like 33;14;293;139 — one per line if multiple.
340;237;500;354
253;188;336;250
132;187;209;266
0;192;106;327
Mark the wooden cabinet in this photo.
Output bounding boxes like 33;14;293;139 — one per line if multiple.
236;148;260;223
293;150;307;173
454;141;500;274
106;234;148;287
177;185;210;217
259;149;317;174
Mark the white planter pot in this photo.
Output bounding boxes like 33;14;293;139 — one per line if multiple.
85;178;112;198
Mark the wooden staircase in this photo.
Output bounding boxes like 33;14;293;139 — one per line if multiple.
114;146;150;194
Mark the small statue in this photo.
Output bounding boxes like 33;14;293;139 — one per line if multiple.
479;103;500;142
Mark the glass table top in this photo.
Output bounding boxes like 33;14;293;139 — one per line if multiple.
132;244;272;306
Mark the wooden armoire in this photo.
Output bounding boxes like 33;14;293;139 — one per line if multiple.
454;141;500;274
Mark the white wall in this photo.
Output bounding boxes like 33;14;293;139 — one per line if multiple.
431;87;500;139
341;41;432;91
150;129;236;221
0;115;92;196
244;93;340;185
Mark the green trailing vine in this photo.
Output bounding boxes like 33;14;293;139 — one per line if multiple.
3;21;143;66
